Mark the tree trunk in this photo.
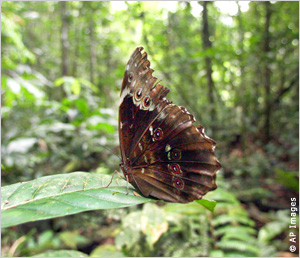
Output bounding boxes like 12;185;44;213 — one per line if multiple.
263;2;272;144
250;4;262;129
142;11;200;119
72;9;82;77
237;3;246;151
89;14;96;85
201;1;216;133
61;1;69;77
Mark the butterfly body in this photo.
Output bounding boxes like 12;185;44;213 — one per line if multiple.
119;47;221;203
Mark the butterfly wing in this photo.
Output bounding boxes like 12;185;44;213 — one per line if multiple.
119;47;221;203
119;47;170;163
131;105;221;203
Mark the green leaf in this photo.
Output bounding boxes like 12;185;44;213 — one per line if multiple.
90;244;124;257
209;250;224;257
163;202;207;215
38;230;54;245
275;169;299;193
222;232;257;242
1;172;153;228
214;225;257;237
33;250;87;257
217;239;260;256
71;78;81;95
88;122;115;134
206;188;239;205
195;198;217;212
54;77;64;87
75;99;89;116
78;78;99;93
258;220;289;243
115;211;142;250
59;230;89;249
141;203;168;247
115;203;168;250
212;214;255;227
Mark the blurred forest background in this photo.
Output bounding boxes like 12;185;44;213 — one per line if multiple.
1;1;299;257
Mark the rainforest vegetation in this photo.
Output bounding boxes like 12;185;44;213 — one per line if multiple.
1;1;299;257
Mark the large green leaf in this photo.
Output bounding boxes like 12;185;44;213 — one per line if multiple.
1;172;152;228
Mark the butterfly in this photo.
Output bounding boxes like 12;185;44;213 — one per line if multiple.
119;47;221;203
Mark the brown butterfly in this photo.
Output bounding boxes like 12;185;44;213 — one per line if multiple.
119;47;221;203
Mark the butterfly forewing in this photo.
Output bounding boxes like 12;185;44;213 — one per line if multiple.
119;47;221;203
119;47;169;162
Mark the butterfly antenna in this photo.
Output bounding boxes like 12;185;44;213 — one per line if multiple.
151;79;163;90
99;145;122;161
157;79;163;84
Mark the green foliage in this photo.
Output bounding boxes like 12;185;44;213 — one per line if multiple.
115;203;169;252
275;169;299;193
59;230;90;249
1;1;298;257
115;201;211;257
207;189;261;256
54;76;99;97
90;245;124;257
1;5;35;69
33;250;87;257
258;210;294;243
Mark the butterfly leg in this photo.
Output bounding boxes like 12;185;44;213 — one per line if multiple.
100;169;130;196
126;175;129;195
116;170;126;180
101;170;121;188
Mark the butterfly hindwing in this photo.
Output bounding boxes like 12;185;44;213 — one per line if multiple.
130;105;220;203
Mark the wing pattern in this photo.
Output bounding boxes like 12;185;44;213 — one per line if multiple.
119;47;221;203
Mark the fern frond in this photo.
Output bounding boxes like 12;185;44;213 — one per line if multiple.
217;239;260;256
214;225;256;237
212;214;255;227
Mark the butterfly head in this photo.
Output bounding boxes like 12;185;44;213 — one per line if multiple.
120;158;131;176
